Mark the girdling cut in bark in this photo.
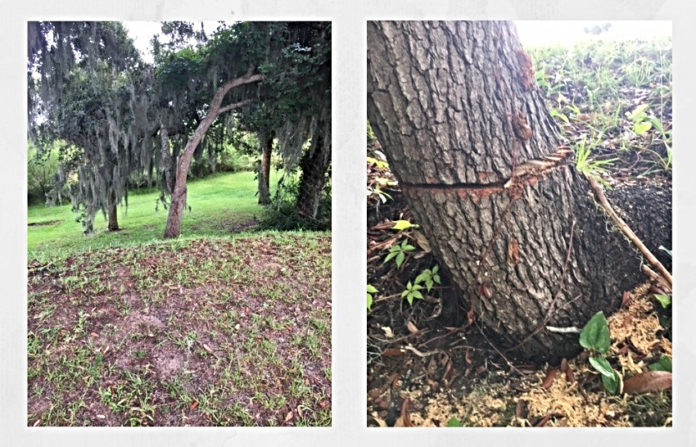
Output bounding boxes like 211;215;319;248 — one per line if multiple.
367;21;646;362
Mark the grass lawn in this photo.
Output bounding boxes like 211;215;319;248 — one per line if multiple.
28;170;280;262
27;170;332;426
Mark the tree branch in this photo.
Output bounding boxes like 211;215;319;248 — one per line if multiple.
218;98;254;115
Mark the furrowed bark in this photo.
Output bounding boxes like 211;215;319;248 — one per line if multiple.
367;21;646;363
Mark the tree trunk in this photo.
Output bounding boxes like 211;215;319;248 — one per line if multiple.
163;71;263;238
258;131;273;205
296;108;331;219
367;21;647;363
107;188;119;231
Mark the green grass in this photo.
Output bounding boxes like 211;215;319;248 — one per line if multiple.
28;170;279;262
528;37;672;179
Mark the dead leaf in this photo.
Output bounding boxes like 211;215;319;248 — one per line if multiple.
284;411;294;423
623;370;672;394
541;368;558;389
381;326;394;338
190;401;199;411
406;320;419;334
412;231;431;252
381;348;405;357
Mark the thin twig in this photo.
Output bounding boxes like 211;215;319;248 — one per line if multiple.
584;172;672;285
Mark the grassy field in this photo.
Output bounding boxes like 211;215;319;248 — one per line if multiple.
28;170;280;262
27;170;332;426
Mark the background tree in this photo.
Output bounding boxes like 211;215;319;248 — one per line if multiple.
367;21;668;362
28;22;150;233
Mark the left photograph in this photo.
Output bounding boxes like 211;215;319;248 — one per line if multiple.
27;21;331;426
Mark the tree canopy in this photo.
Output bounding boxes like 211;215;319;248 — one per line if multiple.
27;21;332;235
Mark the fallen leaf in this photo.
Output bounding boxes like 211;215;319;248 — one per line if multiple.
381;348;405;357
623;370;672;394
380;326;394;338
406;320;419;334
284;411;294;423
190;401;199;411
541;368;558;389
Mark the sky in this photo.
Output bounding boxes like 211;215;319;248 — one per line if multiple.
123;20;672;62
514;20;671;47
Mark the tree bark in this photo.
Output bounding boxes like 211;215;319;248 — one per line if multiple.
163;71;262;238
258;131;273;205
296;107;331;219
107;188;119;231
367;21;648;363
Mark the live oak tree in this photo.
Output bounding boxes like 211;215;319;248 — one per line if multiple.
157;21;331;237
28;22;149;233
367;21;666;362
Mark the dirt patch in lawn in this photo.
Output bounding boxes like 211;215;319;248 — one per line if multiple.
28;233;331;427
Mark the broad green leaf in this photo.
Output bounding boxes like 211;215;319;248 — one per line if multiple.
401;242;416;252
366;284;378;294
383;251;397;264
579;311;611;354
424;279;434;292
366;293;373;311
634;121;652;135
446;417;463;427
396;252;405;267
392;220;418;231
406;294;414;306
432;265;439;274
589;356;614;378
401;283;412;298
654;294;671;309
414;271;428;284
411;290;423;300
601;370;620;394
649;355;672;372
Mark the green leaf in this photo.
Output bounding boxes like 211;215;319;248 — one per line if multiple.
579;311;611;354
406;293;414;306
366;293;373;311
395;252;405;267
446;417;463;427
414;271;428;284
401;242;416;252
634;121;652;135
401;283;412;298
411;290;423;300
424;278;434;292
589;356;614;378
649;355;672;372
628;103;650;121
392;220;418;231
601;370;620;394
432;265;439;274
654;294;671;309
383;251;397;264
366;284;378;294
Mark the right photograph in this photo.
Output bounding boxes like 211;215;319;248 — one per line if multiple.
367;21;672;427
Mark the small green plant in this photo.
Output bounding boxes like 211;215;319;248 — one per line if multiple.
414;265;440;292
579;311;622;394
654;294;671;309
401;281;424;305
366;284;378;311
446;417;463;427
383;240;416;268
574;137;617;185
